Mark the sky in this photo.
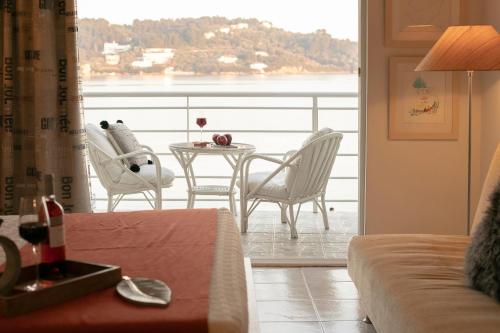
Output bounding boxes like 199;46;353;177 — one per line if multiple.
78;0;358;41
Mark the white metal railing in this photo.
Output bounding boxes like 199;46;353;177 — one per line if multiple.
82;91;359;209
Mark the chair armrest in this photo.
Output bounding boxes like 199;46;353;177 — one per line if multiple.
109;150;156;162
109;150;163;189
240;154;292;197
242;154;285;166
141;144;154;152
283;150;298;161
281;150;298;174
107;150;162;169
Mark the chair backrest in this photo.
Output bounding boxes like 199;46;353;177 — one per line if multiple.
86;123;126;189
285;129;343;199
472;143;500;233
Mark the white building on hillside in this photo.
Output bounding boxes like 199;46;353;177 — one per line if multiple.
103;42;131;55
102;42;131;65
131;58;153;68
204;32;215;39
219;27;230;34
143;48;174;65
255;51;269;57
105;54;121;65
218;55;238;64
250;62;268;72
231;23;249;30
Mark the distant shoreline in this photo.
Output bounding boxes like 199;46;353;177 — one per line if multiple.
81;70;356;79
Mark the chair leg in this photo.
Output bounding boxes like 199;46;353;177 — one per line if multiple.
280;204;288;223
155;188;162;210
187;193;195;208
288;204;298;239
240;193;248;233
107;193;113;212
229;193;237;216
321;194;329;230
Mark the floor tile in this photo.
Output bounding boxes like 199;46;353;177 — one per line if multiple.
308;281;359;300
322;320;377;333
323;243;350;252
257;300;318;322
302;267;352;283
274;243;324;258
240;232;274;243
314;300;363;321
323;252;348;259
274;233;323;243
242;210;357;260
245;243;273;257
247;223;274;232
255;283;309;301
260;321;323;333
322;234;355;242
253;268;304;284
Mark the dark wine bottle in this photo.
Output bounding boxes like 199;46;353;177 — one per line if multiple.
40;174;67;279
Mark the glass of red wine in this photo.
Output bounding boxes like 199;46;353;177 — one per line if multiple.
196;116;207;142
18;196;48;291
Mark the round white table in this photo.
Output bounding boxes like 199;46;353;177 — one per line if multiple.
169;142;256;214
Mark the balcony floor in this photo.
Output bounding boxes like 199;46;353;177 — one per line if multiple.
240;210;357;262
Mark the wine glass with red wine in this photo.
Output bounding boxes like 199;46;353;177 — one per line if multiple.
196;117;207;142
18;197;48;291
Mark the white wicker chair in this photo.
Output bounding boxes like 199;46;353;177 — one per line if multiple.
86;124;175;211
238;129;343;238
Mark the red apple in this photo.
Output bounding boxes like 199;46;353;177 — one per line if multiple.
212;133;220;143
224;133;232;145
216;135;228;146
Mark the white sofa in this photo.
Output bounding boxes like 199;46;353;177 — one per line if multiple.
348;144;500;333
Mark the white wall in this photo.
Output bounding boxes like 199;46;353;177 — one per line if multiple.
479;1;500;186
364;0;474;235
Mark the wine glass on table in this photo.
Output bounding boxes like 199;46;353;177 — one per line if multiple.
196;116;207;142
18;196;48;291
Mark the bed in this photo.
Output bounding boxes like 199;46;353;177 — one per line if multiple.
0;208;257;333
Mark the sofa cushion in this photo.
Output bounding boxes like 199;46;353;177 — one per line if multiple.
348;234;500;333
237;171;288;199
472;144;500;232
465;179;500;301
86;123;124;182
119;165;175;187
101;120;148;170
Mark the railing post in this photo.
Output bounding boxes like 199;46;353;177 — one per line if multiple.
312;96;318;133
312;96;319;213
186;96;190;142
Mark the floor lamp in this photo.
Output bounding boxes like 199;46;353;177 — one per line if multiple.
415;25;500;234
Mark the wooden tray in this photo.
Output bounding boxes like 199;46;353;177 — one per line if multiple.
0;260;121;317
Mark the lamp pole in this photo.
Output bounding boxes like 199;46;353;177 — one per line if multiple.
466;70;473;235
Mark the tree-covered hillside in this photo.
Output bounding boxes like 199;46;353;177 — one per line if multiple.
78;17;358;74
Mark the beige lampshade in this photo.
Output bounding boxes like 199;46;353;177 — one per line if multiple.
415;25;500;71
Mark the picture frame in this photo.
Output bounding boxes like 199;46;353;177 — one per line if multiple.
385;0;463;48
389;57;458;140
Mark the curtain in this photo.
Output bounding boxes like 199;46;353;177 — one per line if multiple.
0;0;90;214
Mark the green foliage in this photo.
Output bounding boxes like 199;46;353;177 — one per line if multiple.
77;17;358;74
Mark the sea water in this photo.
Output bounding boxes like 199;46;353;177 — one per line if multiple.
82;74;359;213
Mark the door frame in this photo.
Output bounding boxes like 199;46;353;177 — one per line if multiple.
358;0;367;235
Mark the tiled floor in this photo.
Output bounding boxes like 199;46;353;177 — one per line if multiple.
253;267;376;333
241;210;358;261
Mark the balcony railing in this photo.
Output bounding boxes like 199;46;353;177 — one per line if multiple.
83;91;359;212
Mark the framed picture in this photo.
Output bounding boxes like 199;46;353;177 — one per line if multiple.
389;57;458;140
385;0;463;47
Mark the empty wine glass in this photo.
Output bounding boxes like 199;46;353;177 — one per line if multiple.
196;116;207;142
18;196;48;291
